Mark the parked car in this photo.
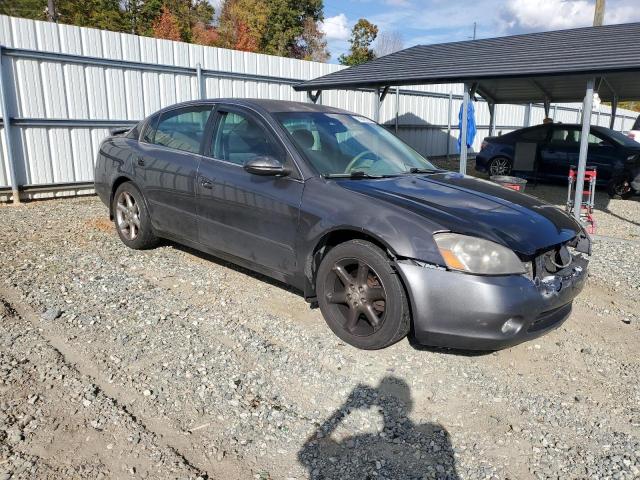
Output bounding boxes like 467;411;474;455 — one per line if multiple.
628;116;640;144
476;123;640;198
95;99;590;351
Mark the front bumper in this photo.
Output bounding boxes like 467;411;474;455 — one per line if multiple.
397;257;588;350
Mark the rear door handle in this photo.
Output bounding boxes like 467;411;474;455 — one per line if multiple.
200;176;214;189
137;157;145;166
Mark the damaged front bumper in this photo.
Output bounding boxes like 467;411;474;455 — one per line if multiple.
397;253;589;351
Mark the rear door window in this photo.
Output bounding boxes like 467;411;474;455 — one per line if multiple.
519;126;548;142
151;106;213;154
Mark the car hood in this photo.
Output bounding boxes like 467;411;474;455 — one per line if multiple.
337;172;583;256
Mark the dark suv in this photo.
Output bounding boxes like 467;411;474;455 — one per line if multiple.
95;99;590;350
476;123;640;198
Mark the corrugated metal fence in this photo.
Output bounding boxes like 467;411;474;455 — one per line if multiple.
0;14;637;201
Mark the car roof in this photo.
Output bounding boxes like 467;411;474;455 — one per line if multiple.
154;98;354;116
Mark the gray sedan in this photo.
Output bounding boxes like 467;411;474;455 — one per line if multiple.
95;99;590;350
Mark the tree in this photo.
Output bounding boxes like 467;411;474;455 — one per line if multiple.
217;0;268;52
260;0;324;58
292;17;329;62
152;5;181;41
0;0;47;20
374;30;403;58
192;21;219;46
619;101;640;113
338;18;378;66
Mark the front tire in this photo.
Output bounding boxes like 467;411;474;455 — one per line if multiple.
488;156;512;176
316;240;410;350
607;176;633;199
112;182;159;249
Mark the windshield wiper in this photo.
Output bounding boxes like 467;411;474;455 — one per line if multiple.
323;171;398;179
407;167;442;174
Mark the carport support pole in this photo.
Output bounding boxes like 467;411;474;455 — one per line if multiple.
395;87;399;134
488;102;496;137
573;78;595;222
610;96;618;129
459;83;470;174
196;63;205;100
0;46;20;204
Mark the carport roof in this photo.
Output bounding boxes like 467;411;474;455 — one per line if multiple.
294;22;640;104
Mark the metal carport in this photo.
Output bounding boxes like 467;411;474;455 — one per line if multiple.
293;22;640;221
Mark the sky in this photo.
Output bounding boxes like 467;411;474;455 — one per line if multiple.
320;0;640;62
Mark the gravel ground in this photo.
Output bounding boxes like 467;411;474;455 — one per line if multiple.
0;187;639;479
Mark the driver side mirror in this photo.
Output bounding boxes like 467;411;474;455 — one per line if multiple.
244;156;289;176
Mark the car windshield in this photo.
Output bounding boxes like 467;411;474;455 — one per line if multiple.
594;126;640;148
275;112;437;176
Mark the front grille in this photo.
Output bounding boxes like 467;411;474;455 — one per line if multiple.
527;303;572;333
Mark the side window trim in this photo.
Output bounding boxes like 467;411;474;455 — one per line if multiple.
141;114;159;144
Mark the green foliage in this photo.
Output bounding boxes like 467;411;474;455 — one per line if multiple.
619;101;640;113
0;0;48;20
57;0;128;31
339;18;378;66
260;0;323;57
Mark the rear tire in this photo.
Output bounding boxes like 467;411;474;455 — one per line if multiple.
112;182;159;249
488;156;512;176
316;240;410;350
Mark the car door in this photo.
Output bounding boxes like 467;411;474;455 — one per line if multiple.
575;130;618;182
539;125;579;179
136;104;213;240
196;105;304;275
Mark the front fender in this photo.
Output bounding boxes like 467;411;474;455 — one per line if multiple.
297;178;446;289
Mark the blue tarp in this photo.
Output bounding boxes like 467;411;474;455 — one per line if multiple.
457;101;476;153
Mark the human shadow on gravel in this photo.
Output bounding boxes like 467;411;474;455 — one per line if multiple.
298;376;460;479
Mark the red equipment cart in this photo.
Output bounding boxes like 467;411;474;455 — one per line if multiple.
566;165;597;234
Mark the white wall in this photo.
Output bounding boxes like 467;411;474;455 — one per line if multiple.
0;14;637;196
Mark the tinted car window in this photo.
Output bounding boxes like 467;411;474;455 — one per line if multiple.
152;106;212;154
519;126;548;142
633;116;640;130
211;111;282;166
550;127;580;144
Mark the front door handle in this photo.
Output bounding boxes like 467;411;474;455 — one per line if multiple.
137;157;145;166
200;176;214;189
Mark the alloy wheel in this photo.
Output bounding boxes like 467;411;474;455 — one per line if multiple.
115;191;141;240
489;158;510;176
325;258;387;336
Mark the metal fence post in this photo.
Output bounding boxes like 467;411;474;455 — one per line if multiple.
446;90;452;158
0;46;20;204
196;63;205;100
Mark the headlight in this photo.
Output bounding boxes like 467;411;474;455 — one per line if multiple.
434;233;526;275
